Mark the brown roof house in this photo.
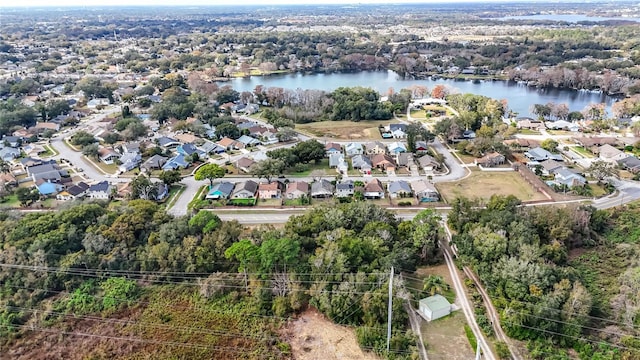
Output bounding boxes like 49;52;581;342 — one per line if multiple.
371;154;396;174
364;178;385;199
258;181;283;199
285;181;309;199
236;157;256;173
474;152;506;168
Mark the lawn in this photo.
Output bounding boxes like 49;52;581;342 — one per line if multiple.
283;198;310;206
410;109;427;119
285;159;330;176
572;146;594;158
256;198;282;207
87;156;118;174
296;120;389;140
163;185;185;208
436;171;547;203
518;129;541;135
41;144;59;157
0;194;20;208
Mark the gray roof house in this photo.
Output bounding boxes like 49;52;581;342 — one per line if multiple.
311;179;334;198
525;147;563;162
418;155;439;172
142;154;168;171
555;168;587;188
119;152;142;173
236;135;261;147
0;147;20;162
87;181;112;199
231;180;258;199
351;154;372;173
538;159;565;176
336;180;355;198
618;156;640;173
329;153;348;173
388;180;412;198
345;142;364;157
206;181;235;199
157;136;181;149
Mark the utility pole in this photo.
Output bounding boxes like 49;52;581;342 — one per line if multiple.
386;266;394;353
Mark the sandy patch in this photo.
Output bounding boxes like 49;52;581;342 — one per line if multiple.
281;308;380;360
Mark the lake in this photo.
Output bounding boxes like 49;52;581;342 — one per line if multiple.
223;70;618;117
498;14;640;23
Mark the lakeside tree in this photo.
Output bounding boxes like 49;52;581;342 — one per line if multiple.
194;163;225;187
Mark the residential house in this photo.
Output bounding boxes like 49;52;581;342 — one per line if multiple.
285;181;309;199
546;120;580;132
56;182;89;201
474;152;506;167
336;180;355;198
98;147;120;164
311;179;334;198
157;136;181;149
345;142;364;157
415;141;429;154
351;154;372;174
22;144;46;158
365;141;387;155
87;181;112;199
597;144;628;163
0;172;17;187
462;130;476;139
34;122;60;132
411;180;440;202
175;133;198;144
236;157;256;173
121;142;140;154
573;137;619;148
199;140;226;155
536;159;565;176
554;168;587;188
0;147;20;162
388;124;407;138
217;137;240;151
516;118;544;130
3;135;21;147
86;98;110;108
371;154;396;172
417;155;439;172
118;152;142;173
525;147;563;162
325;142;342;157
504;138;540;151
177;143;206;160
364;178;385;199
244;104;259;115
231;180;258;199
258;182;283;199
388;180;412;199
329;153;348;174
396;153;415;168
387;141;407;155
201;123;216;139
142;154;168;172
162;154;190;171
206;181;235;200
36;180;62;196
27;161;68;184
618;156;640;173
236;135;261;148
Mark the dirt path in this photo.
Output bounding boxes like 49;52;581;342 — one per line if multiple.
281;308;380;360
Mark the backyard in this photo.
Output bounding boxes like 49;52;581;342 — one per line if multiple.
436;171;547;203
296;120;390;140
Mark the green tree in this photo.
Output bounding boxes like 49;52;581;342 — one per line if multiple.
540;139;559;152
70;131;97;147
158;169;182;187
249;159;285;183
422;275;450;296
81;143;100;159
194;163;225;187
293;140;325;164
16;187;39;206
588;160;618;181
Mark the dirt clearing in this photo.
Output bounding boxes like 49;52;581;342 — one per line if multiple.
281;308;380;360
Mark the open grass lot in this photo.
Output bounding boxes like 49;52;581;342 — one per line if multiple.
0;193;20;208
517;129;541;135
436;171;547;203
256;198;282;207
285;159;330;176
296;120;389;140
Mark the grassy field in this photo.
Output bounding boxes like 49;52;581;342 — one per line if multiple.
296;120;389;140
518;129;541;135
436;171;547;203
285;159;330;176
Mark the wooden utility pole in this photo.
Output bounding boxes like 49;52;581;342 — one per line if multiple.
386;266;394;353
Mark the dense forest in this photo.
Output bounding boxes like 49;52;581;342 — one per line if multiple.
449;196;640;359
0;200;444;359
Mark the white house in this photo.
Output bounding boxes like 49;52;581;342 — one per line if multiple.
87;181;111;199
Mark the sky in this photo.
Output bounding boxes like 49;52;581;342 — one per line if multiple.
1;0;518;8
